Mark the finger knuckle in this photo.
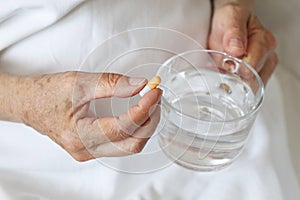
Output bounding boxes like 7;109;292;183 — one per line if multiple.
266;31;277;50
72;153;90;162
116;129;131;140
248;14;263;29
66;141;84;152
131;105;149;121
102;118;131;141
128;139;147;154
61;134;84;153
104;73;122;89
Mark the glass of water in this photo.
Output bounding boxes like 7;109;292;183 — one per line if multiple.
157;50;264;171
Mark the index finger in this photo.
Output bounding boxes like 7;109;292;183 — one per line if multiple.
243;15;276;72
116;88;162;135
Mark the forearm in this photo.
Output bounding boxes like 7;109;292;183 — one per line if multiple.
0;72;22;123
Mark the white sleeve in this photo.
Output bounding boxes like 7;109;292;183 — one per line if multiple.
0;0;85;51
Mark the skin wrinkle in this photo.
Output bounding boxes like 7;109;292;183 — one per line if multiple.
64;100;72;111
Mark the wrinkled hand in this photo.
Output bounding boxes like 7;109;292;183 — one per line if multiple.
208;1;278;85
13;72;162;161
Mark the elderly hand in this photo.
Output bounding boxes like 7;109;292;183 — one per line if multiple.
208;0;278;85
5;72;162;161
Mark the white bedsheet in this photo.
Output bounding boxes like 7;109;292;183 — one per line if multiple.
255;0;300;183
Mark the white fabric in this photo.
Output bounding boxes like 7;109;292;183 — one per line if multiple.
255;0;300;181
0;0;299;199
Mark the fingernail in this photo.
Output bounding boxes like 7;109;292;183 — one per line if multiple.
129;77;146;86
229;39;244;49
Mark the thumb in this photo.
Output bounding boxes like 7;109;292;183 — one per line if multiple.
94;73;147;98
221;10;249;57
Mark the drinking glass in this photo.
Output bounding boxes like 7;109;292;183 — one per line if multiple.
157;49;264;171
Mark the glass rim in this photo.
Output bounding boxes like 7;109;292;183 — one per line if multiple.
157;49;265;123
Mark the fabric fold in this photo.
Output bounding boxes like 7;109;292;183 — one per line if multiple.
0;0;85;51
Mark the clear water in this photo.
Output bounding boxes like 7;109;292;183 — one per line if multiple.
158;70;256;171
